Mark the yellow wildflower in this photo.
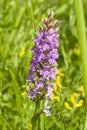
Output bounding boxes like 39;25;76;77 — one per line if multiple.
70;92;79;104
70;92;83;108
51;93;58;100
64;102;72;110
77;99;83;107
53;85;57;92
73;99;83;108
52;68;63;100
19;49;25;57
56;75;60;84
65;91;84;110
56;75;62;88
70;92;79;108
70;94;75;104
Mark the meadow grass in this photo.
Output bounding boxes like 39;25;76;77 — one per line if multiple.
0;0;87;130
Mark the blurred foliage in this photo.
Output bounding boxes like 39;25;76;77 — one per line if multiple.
0;0;87;129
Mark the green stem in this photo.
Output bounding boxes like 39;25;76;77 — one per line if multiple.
74;0;87;129
31;102;40;130
38;113;41;130
31;100;45;130
40;100;45;130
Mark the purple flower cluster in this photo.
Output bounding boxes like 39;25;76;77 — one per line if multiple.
26;12;59;101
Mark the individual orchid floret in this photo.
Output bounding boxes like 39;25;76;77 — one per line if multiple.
43;101;51;117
